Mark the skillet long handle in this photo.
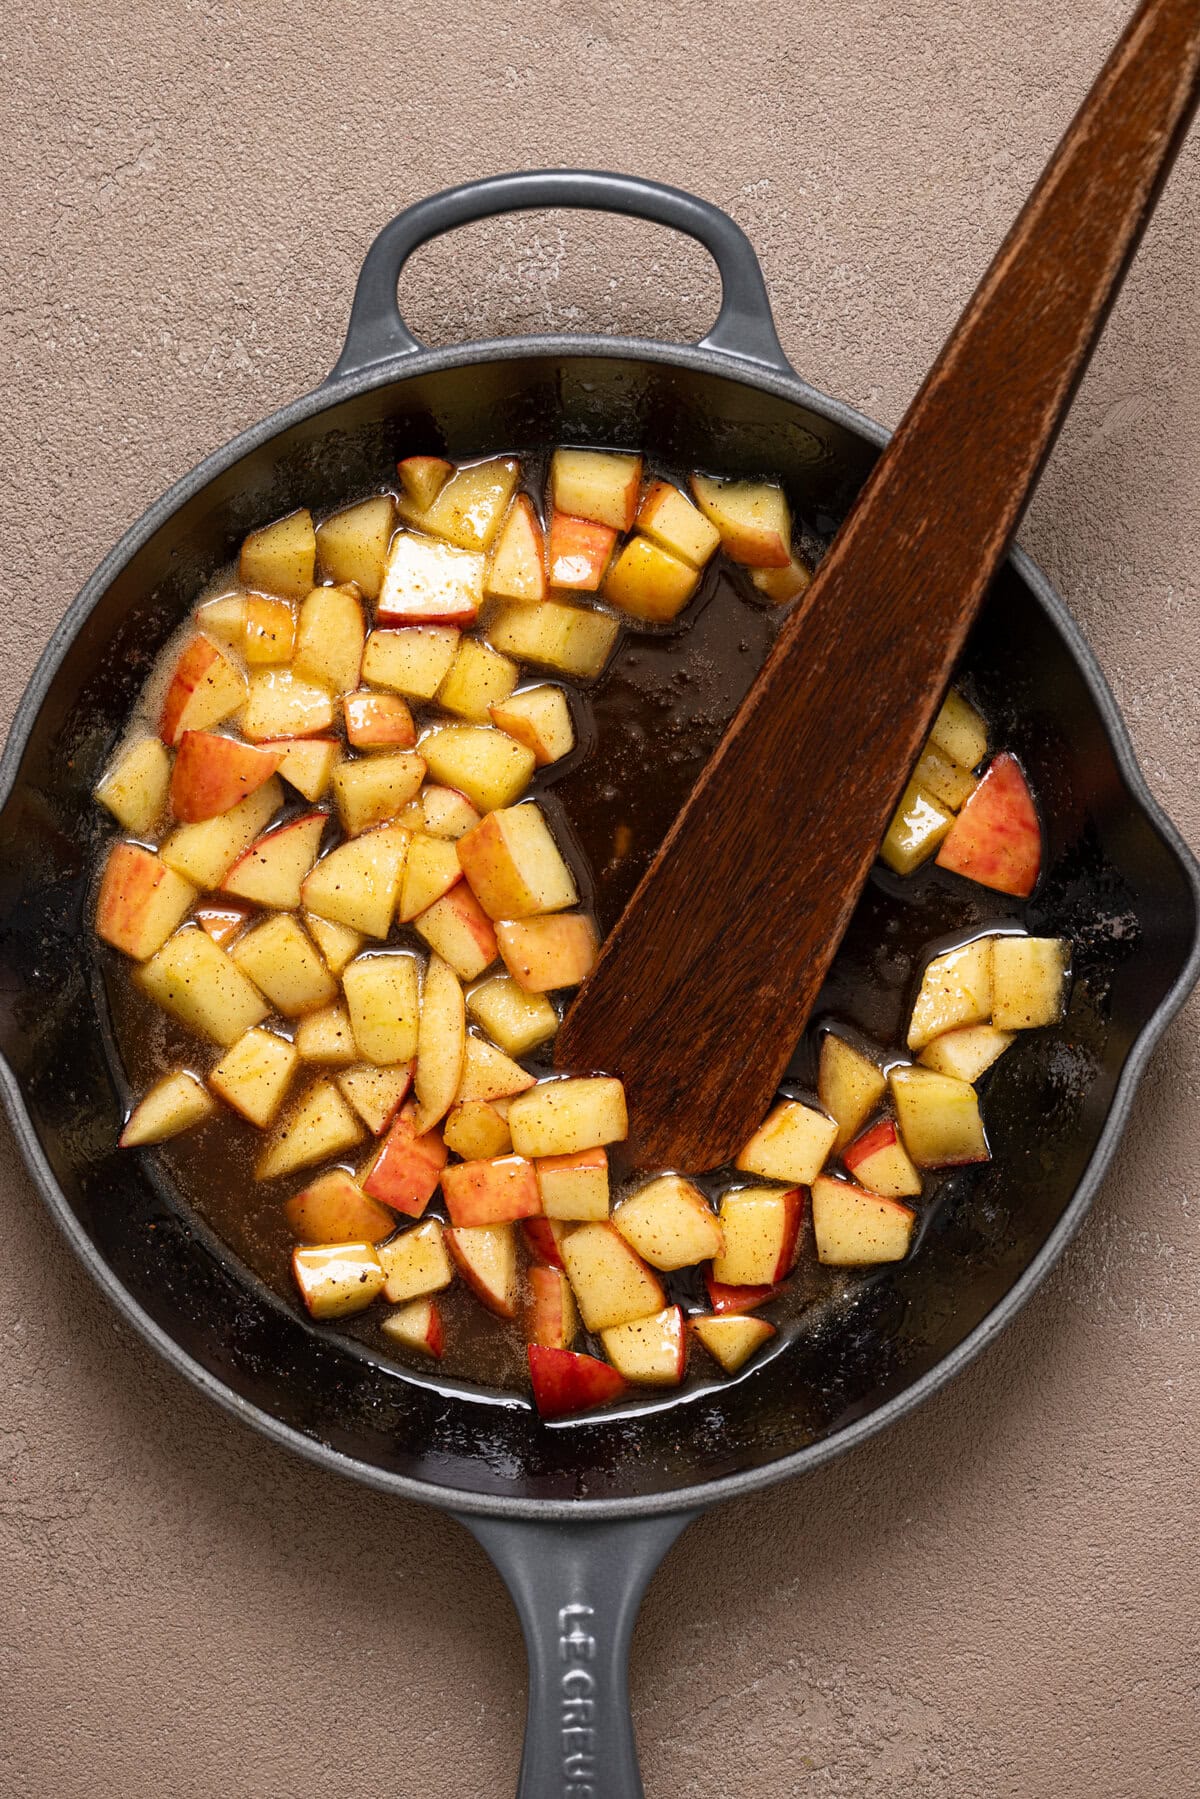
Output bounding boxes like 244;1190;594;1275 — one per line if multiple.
557;0;1200;1170
460;1511;697;1799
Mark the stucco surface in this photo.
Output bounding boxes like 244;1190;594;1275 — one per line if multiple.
2;3;1199;1795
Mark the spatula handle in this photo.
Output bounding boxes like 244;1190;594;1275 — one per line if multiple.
557;0;1200;1170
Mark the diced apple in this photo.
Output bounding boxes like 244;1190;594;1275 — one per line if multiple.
138;926;269;1046
209;1027;299;1127
527;1344;627;1418
881;779;955;875
241;670;336;742
889;1065;989;1167
292;1241;384;1318
817;1034;887;1151
239;509;316;600
258;737;339;802
421;785;482;840
486;494;547;602
936;752;1041;898
489;599;619;680
342;952;420;1064
443;1099;513;1160
419;725;535;813
194;902;251;948
466;975;558;1058
232;914;337;1016
690;1314;775;1374
446;1222;519;1318
413;954;466;1129
414;883;498;981
397;455;454;512
811;1173;916;1265
293;583;365;695
750;555;812;605
613;1174;722;1270
301;825;410;937
603;537;700;623
456;1035;536;1102
96;843;198;960
169;731;281;824
437;638;520;724
526;1264;578;1351
159;636;247;746
377;532;485;626
547;511;617;591
496;914;599;992
221;810;327;910
550;448;642;532
914;741;978;811
442;1153;541;1227
561;1222;664;1332
712;1186;803;1287
689;474;790;567
489;686;575;767
704;1271;784;1315
536;1148;609;1222
457;804;577;921
361;1101;447;1217
929;689;987;770
907;937;994;1050
95;736;171;835
991;936;1071;1029
336;1063;413;1135
333;753;426;836
919;1023;1015;1082
194;593;248;646
399;457;519;552
600;1305;685;1387
381;1296;445;1358
258;1079;365;1181
119;1069;217;1147
521;1217;572;1267
315;494;395;600
242;595;296;665
398;833;463;923
344;691;417;750
508;1077;627;1159
377;1217;455;1303
305;913;363;976
160;779;283;889
362;626;461;699
636;479;720;567
294;1003;358;1065
841;1118;922;1199
736;1099;837;1186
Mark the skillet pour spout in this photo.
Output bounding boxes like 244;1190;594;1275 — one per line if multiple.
1;166;1198;1799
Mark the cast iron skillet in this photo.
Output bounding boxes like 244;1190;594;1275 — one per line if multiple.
2;171;1198;1798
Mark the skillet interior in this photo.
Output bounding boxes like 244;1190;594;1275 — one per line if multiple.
0;347;1196;1509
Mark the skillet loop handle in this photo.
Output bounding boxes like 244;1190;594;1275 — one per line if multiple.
460;1509;696;1799
329;169;791;381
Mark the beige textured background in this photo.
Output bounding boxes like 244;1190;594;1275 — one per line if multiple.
3;3;1199;1795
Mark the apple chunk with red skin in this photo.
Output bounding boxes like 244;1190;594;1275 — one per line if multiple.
811;1173;916;1265
361;1101;448;1217
935;751;1041;897
441;1154;542;1227
704;1271;784;1315
291;1242;384;1319
284;1168;395;1244
547;511;617;591
526;1264;578;1350
842;1118;922;1199
521;1217;572;1267
169;732;282;823
457;803;578;920
446;1222;520;1318
550;448;642;532
712;1186;804;1287
381;1296;445;1358
528;1344;628;1419
96;844;197;961
159;636;247;745
689;474;791;567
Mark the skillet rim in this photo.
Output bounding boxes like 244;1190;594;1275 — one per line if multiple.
1;333;1198;1522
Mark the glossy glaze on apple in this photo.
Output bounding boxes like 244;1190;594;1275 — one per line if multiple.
93;449;1070;1417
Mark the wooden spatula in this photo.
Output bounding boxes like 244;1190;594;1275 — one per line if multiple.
555;0;1200;1169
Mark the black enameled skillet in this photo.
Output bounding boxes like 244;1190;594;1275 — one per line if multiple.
2;172;1198;1798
